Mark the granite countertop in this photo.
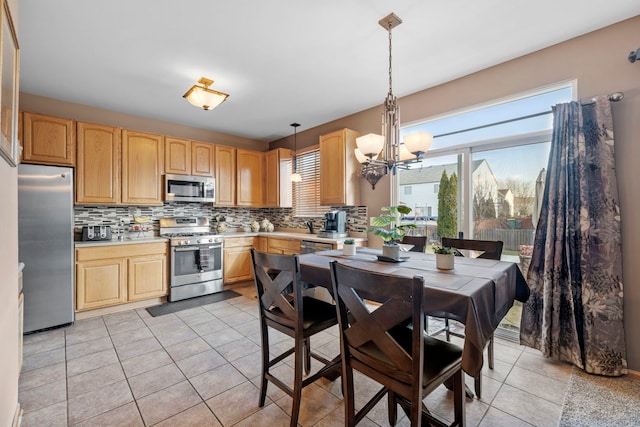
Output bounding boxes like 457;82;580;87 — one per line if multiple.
74;236;169;247
222;231;367;244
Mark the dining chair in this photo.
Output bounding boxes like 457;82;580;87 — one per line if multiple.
330;260;466;427
251;249;340;427
401;235;428;253
432;237;504;399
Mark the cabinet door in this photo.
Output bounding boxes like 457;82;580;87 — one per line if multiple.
191;141;215;177
128;254;167;301
237;149;264;207
22;112;75;166
215;145;236;206
224;246;253;284
165;137;191;175
76;259;127;311
320;128;360;206
263;148;292;208
76;122;121;204
122;130;164;205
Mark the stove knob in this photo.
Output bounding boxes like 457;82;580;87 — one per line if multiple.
180;240;188;245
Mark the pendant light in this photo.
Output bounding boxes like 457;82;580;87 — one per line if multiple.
290;123;302;183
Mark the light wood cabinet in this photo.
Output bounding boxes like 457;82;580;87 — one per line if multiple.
256;236;268;252
22;112;75;166
165;138;215;177
267;237;301;255
75;242;168;311
215;145;236;206
76;122;121;204
191;141;215;177
165;137;191;175
264;148;292;208
320;128;360;206
224;236;256;284
121;130;164;205
237;149;264;207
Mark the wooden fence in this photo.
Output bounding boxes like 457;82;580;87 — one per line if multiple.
473;228;535;252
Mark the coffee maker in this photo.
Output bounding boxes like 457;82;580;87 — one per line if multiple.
318;210;347;238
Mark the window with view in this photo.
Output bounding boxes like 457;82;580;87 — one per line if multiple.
396;84;574;339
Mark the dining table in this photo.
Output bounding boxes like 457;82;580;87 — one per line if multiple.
298;247;530;378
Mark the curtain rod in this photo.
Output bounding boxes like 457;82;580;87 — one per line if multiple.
430;92;624;140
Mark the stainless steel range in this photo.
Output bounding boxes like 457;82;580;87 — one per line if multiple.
159;217;224;302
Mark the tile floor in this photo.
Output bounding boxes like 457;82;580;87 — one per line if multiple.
19;283;573;426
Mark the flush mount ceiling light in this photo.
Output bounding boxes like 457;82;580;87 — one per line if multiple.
290;123;302;183
355;13;433;190
183;77;229;110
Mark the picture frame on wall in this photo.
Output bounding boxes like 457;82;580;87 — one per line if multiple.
0;0;19;167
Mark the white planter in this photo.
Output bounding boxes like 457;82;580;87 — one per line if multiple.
382;244;400;260
343;244;356;256
436;253;455;270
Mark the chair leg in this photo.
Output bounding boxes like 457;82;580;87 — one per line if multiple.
387;391;397;426
303;338;311;375
453;369;467;427
488;334;494;370
343;364;356;427
291;337;305;427
258;323;269;407
445;317;451;341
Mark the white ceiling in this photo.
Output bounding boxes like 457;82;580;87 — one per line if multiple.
18;1;640;142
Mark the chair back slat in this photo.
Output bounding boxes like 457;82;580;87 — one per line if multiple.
441;237;503;260
251;249;302;328
401;236;427;253
330;261;424;377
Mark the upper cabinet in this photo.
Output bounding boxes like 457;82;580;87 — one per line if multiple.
215;145;236;206
264;148;292;208
191;141;215;177
22;112;75;166
165;138;215;177
236;149;264;207
320;128;360;206
121;130;164;205
164;137;191;175
76;122;121;204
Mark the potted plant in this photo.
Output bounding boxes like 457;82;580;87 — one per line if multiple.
367;204;416;261
343;238;356;256
433;245;455;270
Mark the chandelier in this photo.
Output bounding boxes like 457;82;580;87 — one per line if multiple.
354;13;433;190
183;77;229;110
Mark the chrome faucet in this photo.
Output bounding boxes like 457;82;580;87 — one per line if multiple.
304;221;314;234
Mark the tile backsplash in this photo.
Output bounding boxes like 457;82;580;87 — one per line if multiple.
74;204;368;236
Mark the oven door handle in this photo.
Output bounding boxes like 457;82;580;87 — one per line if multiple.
173;245;220;252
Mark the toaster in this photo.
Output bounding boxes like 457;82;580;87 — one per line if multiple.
81;225;112;241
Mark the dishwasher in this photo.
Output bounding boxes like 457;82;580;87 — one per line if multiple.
300;240;335;302
300;240;334;254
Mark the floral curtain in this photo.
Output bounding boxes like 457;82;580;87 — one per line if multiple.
520;96;627;376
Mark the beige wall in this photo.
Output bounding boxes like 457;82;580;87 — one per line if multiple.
271;16;640;371
19;93;268;151
2;1;20;425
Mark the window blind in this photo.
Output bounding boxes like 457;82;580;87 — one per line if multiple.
293;148;326;217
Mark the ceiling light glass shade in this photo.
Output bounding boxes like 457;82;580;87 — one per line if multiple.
398;145;416;161
355;133;385;158
403;131;433;155
291;172;302;183
183;77;229;110
354;148;369;164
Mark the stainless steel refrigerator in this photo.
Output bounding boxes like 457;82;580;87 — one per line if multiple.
18;164;75;333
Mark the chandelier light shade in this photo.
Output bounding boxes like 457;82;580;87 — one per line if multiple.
357;13;433;189
183;77;229;110
290;123;302;182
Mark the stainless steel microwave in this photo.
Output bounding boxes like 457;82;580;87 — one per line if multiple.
165;174;215;203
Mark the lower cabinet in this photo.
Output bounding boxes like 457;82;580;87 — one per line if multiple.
76;242;167;311
267;237;301;255
224;236;256;284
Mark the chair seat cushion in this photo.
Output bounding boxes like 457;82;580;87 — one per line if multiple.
352;326;462;385
267;296;337;332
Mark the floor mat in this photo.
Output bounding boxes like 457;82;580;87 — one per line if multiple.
559;366;640;427
146;290;242;317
